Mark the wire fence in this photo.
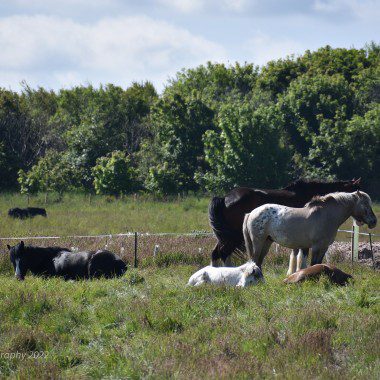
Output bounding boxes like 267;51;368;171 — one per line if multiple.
0;228;379;268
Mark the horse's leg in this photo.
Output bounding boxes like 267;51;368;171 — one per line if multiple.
223;254;233;267
256;238;273;270
311;246;328;265
301;248;309;269
211;243;220;267
296;249;308;272
221;242;236;267
287;249;298;275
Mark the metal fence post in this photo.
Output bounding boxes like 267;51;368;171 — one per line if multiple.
351;225;354;263
353;221;359;261
369;232;375;269
134;232;138;268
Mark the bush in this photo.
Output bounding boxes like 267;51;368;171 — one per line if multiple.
17;151;81;195
92;151;138;195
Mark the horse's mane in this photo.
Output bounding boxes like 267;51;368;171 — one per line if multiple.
283;178;349;191
24;245;71;256
305;192;356;208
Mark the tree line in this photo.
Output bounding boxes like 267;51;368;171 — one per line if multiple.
1;44;379;197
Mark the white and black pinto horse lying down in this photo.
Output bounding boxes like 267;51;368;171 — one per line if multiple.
188;261;264;287
7;241;126;280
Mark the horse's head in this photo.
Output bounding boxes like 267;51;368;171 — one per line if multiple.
352;191;377;229
239;261;265;286
342;178;361;192
7;241;29;280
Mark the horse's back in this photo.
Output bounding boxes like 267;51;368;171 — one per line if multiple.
188;266;210;285
246;204;312;248
88;250;126;278
27;207;47;217
53;251;93;279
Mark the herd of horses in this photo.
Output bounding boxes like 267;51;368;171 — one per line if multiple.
4;178;377;286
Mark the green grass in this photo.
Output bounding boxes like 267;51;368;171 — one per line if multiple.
0;193;210;237
0;193;379;239
0;193;379;378
0;263;379;379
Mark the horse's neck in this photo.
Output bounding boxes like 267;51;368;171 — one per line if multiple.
28;248;57;274
321;198;355;228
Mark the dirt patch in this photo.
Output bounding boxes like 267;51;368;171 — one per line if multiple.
326;241;380;269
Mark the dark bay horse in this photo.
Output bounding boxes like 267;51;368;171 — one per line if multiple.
7;241;126;280
209;178;361;266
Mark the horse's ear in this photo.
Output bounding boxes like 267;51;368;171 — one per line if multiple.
20;241;25;249
7;244;11;250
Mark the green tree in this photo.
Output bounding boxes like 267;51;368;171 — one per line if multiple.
165;62;258;107
18;151;81;195
199;100;291;192
57;82;157;187
278;74;354;158
92;151;138;195
140;94;214;194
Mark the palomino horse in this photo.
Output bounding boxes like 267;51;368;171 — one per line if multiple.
243;191;377;272
209;178;361;267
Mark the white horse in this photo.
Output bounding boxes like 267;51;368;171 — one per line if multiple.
188;261;264;287
243;191;377;271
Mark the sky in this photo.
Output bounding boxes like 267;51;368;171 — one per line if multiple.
0;0;379;92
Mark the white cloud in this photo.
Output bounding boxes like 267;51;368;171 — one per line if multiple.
313;0;380;18
157;0;204;13
4;0;121;11
222;0;250;12
244;32;305;65
0;15;226;91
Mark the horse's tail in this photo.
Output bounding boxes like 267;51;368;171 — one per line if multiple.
242;213;253;260
208;196;235;243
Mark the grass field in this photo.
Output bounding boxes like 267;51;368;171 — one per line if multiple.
1;193;379;238
0;262;379;379
0;193;379;379
0;193;210;237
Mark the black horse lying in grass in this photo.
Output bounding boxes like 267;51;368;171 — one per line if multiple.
8;207;47;219
6;241;127;280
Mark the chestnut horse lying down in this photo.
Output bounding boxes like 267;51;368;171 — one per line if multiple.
188;261;264;287
284;264;353;286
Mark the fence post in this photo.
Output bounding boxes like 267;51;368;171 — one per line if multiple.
352;221;359;261
369;232;375;269
134;232;138;268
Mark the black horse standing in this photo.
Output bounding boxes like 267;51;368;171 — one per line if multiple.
7;241;126;280
209;178;361;266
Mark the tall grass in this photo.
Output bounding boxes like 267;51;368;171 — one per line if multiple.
0;263;378;378
0;193;379;378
